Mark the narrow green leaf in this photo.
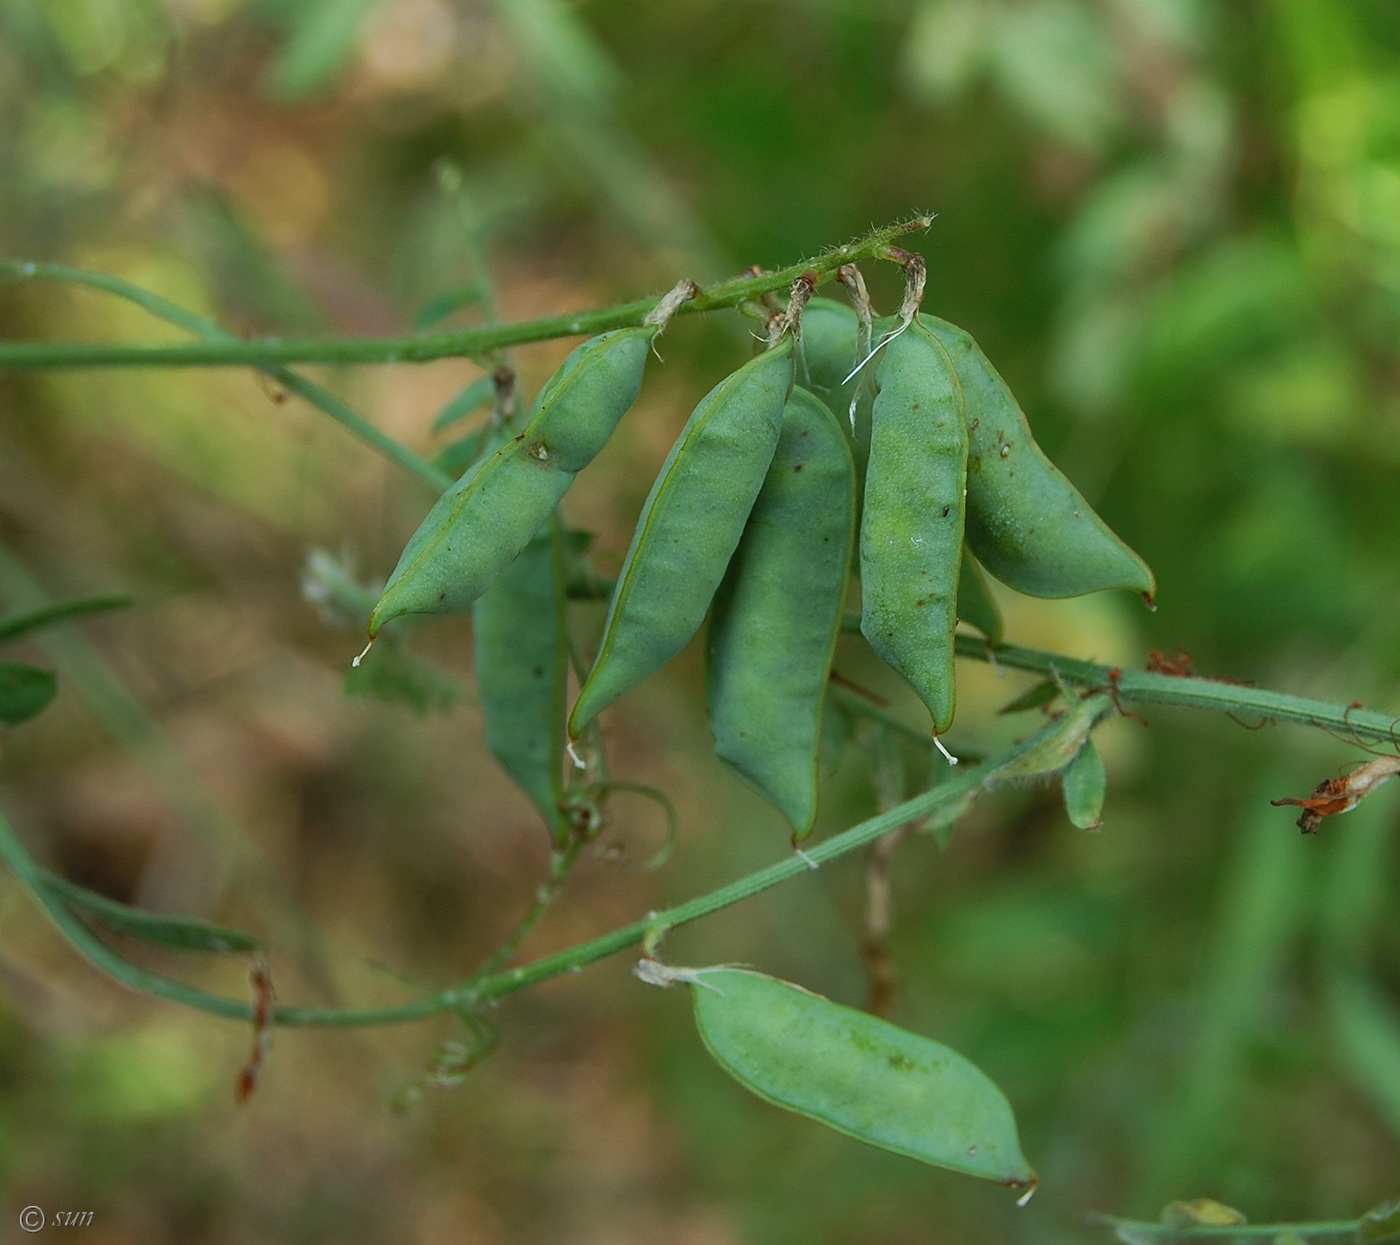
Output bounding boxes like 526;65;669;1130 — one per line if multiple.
997;680;1059;714
432;431;489;476
416;284;487;332
1063;739;1107;829
0;807;249;1019
1325;962;1400;1137
683;966;1036;1189
265;0;382;100
41;872;265;954
0;662;57;725
0;593;131;644
431;376;496;432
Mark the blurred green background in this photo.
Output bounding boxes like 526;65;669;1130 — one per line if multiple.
1;0;1399;1241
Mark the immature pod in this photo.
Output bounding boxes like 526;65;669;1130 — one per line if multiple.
1061;738;1106;830
957;547;1003;644
369;325;656;636
922;316;1155;601
473;518;569;846
860;320;967;733
706;387;856;840
681;966;1036;1189
569;338;795;736
992;691;1113;786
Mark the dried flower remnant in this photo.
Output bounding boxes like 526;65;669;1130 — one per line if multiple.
236;959;275;1104
1271;755;1400;833
1146;649;1195;677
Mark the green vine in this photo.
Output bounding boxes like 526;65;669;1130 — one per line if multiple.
0;216;930;371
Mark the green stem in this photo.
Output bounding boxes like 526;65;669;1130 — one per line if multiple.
0;218;930;370
471;834;586;981
0;262;451;490
842;616;1400;746
952;634;1400;745
1089;1215;1360;1240
0;709;1058;1028
6;635;1393;1029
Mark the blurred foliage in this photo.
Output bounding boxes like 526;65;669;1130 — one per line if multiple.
1;0;1399;1242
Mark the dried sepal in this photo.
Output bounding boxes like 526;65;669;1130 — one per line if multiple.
1271;755;1400;833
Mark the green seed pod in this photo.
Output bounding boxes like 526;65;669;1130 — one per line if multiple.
1061;738;1106;830
706;387;856;840
679;966;1036;1189
922;316;1155;601
860;321;967;733
369;325;655;636
994;691;1113;785
569;338;795;737
474;518;569;846
957;547;1003;643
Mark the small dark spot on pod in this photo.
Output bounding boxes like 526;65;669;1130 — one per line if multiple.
941;505;950;517
793;464;804;472
438;591;447;601
915;598;927;607
999;443;1011;458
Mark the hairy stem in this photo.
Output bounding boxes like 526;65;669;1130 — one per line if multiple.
3;636;1394;1029
0;218;931;370
0;709;1054;1027
950;633;1400;746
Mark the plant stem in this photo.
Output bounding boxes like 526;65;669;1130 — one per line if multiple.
1089;1215;1360;1240
0;710;1054;1027
0;262;452;490
470;834;586;981
950;634;1400;745
0;218;931;370
4;640;1395;1029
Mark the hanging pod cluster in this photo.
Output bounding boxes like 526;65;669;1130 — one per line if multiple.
368;279;699;638
366;268;1152;845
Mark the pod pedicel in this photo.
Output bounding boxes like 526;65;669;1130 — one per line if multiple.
569;337;795;736
684;966;1036;1189
860;320;967;733
922;316;1155;601
474;518;569;846
369;325;656;636
706;386;855;840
